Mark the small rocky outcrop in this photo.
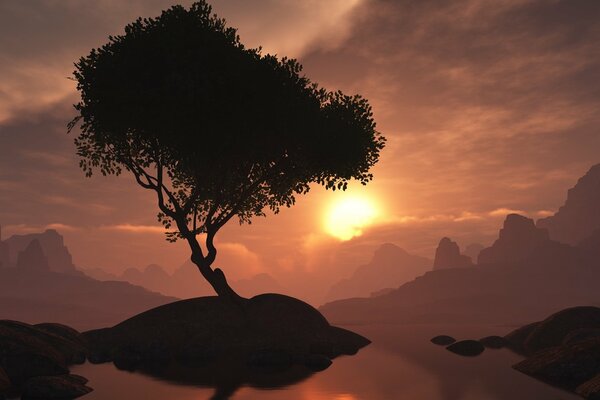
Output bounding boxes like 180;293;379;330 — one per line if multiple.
22;375;92;399
16;239;49;271
430;335;456;345
479;335;508;349
537;163;600;245
508;306;600;355
508;306;600;398
446;340;485;356
433;237;472;270
576;374;600;399
0;366;10;395
0;320;90;398
85;294;370;373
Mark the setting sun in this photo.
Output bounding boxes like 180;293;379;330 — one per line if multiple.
324;196;379;241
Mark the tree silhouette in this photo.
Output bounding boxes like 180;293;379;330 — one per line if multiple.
70;1;385;301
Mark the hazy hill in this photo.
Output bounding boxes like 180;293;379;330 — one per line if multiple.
84;260;285;299
0;268;177;331
321;201;600;326
324;243;432;302
3;229;78;274
537;163;600;245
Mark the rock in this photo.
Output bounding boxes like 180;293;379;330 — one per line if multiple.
4;229;77;274
478;214;550;266
0;320;88;366
504;321;540;354
16;239;49;271
0;321;69;384
537;163;600;245
34;323;88;364
446;340;485;357
248;350;293;369
300;354;332;371
433;237;472;270
84;294;370;369
576;373;600;400
563;328;600;346
514;337;600;391
22;375;92;399
479;335;509;349
523;306;600;354
0;366;10;394
430;335;456;345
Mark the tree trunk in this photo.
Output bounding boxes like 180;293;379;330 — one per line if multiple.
191;253;245;303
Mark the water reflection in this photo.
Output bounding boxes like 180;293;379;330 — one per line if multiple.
73;324;580;400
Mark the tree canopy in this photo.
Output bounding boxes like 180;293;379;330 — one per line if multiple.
70;1;385;298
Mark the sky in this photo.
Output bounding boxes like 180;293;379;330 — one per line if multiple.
1;0;599;301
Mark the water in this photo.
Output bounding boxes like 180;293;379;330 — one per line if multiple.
72;323;579;400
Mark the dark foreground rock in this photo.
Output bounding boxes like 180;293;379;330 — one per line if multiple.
0;366;10;395
576;374;600;400
430;335;456;345
479;335;509;349
508;306;600;399
85;294;369;369
506;306;600;355
0;320;90;398
446;340;485;356
22;375;92;399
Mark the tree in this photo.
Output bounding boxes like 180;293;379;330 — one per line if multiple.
70;1;385;302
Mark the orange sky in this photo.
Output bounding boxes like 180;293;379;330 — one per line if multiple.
1;0;599;301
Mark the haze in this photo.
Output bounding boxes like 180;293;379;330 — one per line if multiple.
1;0;599;304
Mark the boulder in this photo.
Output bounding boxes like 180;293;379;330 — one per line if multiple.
0;366;10;394
430;335;456;346
0;320;87;366
576;373;600;400
0;321;68;384
563;328;600;346
22;375;92;399
504;321;540;354
85;294;370;368
523;306;600;354
433;238;472;270
479;335;509;349
514;337;600;390
446;340;485;357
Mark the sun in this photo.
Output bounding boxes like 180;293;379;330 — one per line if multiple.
324;195;379;241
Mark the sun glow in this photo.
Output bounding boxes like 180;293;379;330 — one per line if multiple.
324;195;379;241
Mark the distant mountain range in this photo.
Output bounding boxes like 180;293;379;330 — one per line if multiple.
84;260;285;299
324;243;432;302
0;228;175;330
320;164;600;326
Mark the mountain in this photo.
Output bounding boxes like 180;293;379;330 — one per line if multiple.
320;213;600;326
432;237;472;270
16;239;49;271
0;268;177;331
537;163;600;245
84;261;285;300
324;243;432;302
3;229;77;274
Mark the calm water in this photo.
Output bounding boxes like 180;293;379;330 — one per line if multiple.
72;323;579;400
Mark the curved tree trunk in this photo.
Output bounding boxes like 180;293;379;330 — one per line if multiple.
191;252;245;303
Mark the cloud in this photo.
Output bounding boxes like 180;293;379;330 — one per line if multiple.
102;224;165;234
489;208;526;217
